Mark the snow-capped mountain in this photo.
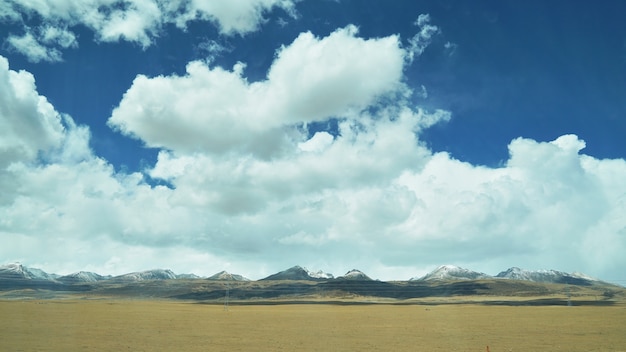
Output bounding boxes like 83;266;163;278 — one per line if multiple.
409;265;602;285
57;271;109;284
112;269;177;282
337;269;372;281
496;267;597;285
0;262;610;288
412;265;491;281
0;263;59;281
308;269;335;280
208;271;249;281
261;266;334;281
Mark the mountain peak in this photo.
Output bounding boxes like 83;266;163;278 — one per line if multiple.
0;262;25;273
412;265;490;281
58;271;107;283
496;267;596;285
261;266;333;281
208;271;249;281
337;269;372;281
496;267;530;280
0;263;58;281
113;269;177;282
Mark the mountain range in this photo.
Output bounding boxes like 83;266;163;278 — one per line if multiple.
409;265;604;286
0;263;612;285
1;262;623;304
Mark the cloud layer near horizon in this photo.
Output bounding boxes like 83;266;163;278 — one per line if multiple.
1;22;625;281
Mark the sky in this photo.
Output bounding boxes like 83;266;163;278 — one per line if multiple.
1;0;625;283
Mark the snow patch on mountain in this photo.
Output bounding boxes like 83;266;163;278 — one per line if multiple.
261;265;334;280
112;269;177;282
307;269;334;279
208;271;249;281
58;271;109;283
496;267;597;285
337;269;372;280
412;265;490;281
0;263;59;281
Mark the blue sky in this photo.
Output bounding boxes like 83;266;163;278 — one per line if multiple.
1;0;625;283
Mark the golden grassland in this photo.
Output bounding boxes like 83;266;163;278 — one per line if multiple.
1;298;625;352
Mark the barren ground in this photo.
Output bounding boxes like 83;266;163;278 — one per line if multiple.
1;299;625;351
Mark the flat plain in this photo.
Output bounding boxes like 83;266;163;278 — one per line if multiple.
1;299;625;351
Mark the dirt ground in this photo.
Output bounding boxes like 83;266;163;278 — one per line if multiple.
1;299;625;351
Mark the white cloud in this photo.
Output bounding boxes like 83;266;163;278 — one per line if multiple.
39;25;78;48
108;26;406;157
146;107;438;216
197;39;229;61
298;131;334;152
6;31;64;63
1;0;298;61
181;0;298;35
0;2;20;21
1;17;626;283
6;25;77;63
263;25;405;124
390;135;626;274
0;55;65;166
444;41;458;56
407;13;440;62
90;0;162;47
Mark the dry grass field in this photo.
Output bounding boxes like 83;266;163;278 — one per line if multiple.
1;299;625;351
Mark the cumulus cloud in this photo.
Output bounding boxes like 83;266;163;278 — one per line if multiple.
179;0;299;35
146;107;440;215
39;25;78;48
0;55;210;273
1;0;298;61
1;18;626;281
0;55;65;166
6;25;77;63
150;133;625;279
103;27;626;280
263;25;405;123
6;31;63;63
108;26;406;156
298;131;333;152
